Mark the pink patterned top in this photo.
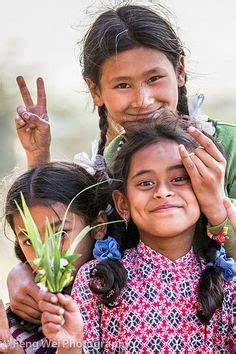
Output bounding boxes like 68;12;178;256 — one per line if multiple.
72;241;233;353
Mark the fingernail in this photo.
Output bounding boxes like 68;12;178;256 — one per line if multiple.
58;308;64;315
198;146;205;149
50;296;57;303
22;112;30;120
188;152;195;157
188;126;195;133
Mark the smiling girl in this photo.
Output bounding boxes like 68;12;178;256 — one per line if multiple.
40;118;234;353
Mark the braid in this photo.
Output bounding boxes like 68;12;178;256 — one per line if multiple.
177;84;189;115
89;259;127;308
195;216;224;325
98;105;108;155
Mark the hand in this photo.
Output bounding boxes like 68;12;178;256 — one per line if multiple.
179;126;227;226
7;263;42;324
39;293;83;350
0;300;24;353
15;76;51;168
223;198;236;231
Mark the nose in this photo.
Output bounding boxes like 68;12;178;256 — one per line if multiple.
130;84;155;109
153;183;174;199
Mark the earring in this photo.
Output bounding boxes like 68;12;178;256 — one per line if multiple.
123;216;129;230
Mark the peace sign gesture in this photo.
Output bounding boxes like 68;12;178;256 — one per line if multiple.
0;300;24;353
16;76;51;168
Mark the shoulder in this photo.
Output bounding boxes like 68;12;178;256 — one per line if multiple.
215;121;236;145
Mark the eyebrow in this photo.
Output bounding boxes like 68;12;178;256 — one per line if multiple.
17;219;72;239
131;164;185;179
109;67;163;84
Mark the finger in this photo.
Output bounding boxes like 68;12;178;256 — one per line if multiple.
194;146;225;172
41;311;64;325
43;322;61;334
190;154;210;178
16;109;49;130
0;300;9;331
10;309;41;324
15;114;27;129
16;105;30;121
10;302;42;319
16;76;34;108
39;300;64;316
57;293;78;313
178;145;202;183
187;127;225;162
223;198;236;228
37;77;47;110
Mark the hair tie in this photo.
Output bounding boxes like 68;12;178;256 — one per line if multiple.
93;236;122;261
206;246;235;282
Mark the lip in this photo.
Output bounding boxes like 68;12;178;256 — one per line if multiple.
150;204;182;213
127;109;162;120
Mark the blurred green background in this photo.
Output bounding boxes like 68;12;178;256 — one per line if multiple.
0;0;235;304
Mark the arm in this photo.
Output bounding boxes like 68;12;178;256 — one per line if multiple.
16;76;51;168
0;300;24;354
7;263;42;324
39;293;83;353
179;126;235;257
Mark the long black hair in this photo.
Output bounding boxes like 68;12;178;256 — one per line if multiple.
5;161;112;331
89;113;225;325
81;4;188;155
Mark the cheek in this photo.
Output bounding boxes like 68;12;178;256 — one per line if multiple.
19;244;36;269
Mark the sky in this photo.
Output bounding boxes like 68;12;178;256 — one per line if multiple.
1;0;236;103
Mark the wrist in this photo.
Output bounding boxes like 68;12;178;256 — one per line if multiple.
26;150;50;168
202;206;227;226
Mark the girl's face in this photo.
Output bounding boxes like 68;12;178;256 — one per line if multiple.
114;139;200;247
13;202;100;273
90;46;185;134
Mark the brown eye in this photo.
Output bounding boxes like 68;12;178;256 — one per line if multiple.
116;83;130;89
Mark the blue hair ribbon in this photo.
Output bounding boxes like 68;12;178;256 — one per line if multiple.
93;236;122;261
206;246;235;282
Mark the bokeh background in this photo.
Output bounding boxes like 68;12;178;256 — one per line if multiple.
0;0;235;303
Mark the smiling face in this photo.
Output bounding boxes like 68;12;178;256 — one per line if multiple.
89;46;185;133
113;139;200;250
13;202;100;273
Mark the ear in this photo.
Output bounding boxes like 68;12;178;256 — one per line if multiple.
85;77;104;107
91;210;107;240
177;55;186;87
112;190;130;220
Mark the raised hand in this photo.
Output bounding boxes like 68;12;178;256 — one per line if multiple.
0;300;24;353
39;293;83;352
179;126;227;226
16;76;51;168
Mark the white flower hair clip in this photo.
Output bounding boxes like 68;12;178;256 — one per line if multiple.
188;94;216;136
73;140;99;176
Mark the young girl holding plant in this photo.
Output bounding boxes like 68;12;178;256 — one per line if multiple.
38;117;234;353
0;161;110;353
10;2;235;326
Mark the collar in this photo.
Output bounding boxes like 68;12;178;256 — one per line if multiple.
136;240;198;272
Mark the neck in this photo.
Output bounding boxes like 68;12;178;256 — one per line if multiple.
140;227;195;261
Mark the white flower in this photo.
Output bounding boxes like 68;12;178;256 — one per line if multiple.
73;140;99;175
188;94;215;136
60;258;69;268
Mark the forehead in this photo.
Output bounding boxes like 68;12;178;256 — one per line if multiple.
100;46;175;79
128;139;182;174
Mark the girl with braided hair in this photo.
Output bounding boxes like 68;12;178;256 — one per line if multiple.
40;117;234;352
11;3;235;325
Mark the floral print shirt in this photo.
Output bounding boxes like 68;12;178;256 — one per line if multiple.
72;241;233;353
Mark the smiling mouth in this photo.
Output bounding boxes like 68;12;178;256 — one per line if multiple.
150;205;182;213
126;109;162;120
